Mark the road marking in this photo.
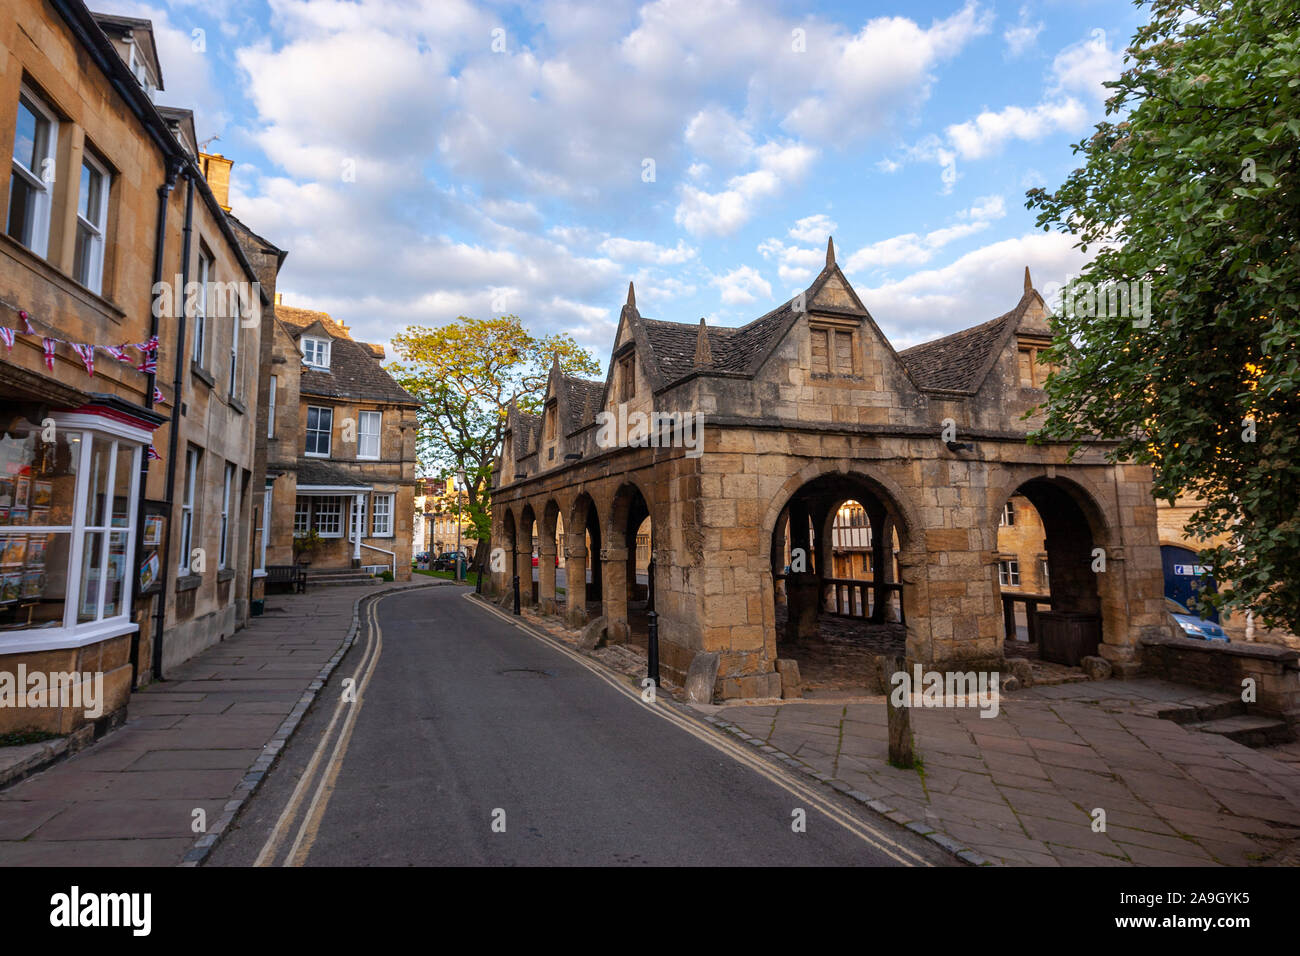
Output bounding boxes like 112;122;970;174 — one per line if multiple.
253;592;390;868
463;593;931;866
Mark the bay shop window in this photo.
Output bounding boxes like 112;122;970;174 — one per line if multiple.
0;408;154;650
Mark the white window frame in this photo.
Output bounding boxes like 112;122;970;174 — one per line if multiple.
74;150;110;294
305;405;333;458
228;293;241;400
313;497;343;538
218;463;234;569
257;483;272;573
179;447;200;575
1000;501;1015;527
301;337;331;369
999;559;1020;588
293;498;310;537
358;410;381;460
192;250;212;366
8;86;59;258
267;376;277;438
371;493;394;538
0;415;148;654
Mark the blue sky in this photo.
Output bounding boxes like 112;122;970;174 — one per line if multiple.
99;0;1143;366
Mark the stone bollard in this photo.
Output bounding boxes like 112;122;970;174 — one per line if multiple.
878;654;914;769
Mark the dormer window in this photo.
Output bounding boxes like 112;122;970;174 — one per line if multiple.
127;42;156;100
302;336;331;369
617;353;636;402
810;324;856;375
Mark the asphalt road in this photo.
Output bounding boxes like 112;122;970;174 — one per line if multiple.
210;585;949;867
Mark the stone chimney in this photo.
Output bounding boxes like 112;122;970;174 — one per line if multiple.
199;152;233;211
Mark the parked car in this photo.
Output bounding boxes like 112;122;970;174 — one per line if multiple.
531;554;560;567
1166;597;1229;642
432;551;467;571
413;551;431;569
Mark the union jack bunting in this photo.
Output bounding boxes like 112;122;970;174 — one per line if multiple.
71;343;95;376
135;335;159;353
153;386;166;404
19;311;34;334
103;345;132;364
147;446;162;461
137;351;157;374
42;338;57;371
0;328;13;351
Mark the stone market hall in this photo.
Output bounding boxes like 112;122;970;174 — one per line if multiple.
487;241;1174;701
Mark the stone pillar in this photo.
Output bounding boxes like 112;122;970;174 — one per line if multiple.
784;500;819;643
564;533;587;627
353;493;365;568
515;543;533;607
602;547;628;643
870;510;894;623
539;533;557;615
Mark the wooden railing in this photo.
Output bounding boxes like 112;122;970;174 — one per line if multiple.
1002;591;1051;643
776;573;904;625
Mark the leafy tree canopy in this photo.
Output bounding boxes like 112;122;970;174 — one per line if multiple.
1026;0;1300;629
387;315;601;542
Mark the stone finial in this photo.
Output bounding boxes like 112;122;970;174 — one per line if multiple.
1024;265;1033;293
826;236;836;268
626;281;636;308
694;317;713;368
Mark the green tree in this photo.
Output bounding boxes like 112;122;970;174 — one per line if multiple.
387;315;601;546
1026;0;1300;629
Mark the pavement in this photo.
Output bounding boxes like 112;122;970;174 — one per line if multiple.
0;578;437;866
710;680;1300;866
209;586;946;866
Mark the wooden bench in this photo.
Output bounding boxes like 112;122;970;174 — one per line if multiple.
266;564;307;594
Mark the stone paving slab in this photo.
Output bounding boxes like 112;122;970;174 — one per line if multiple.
0;579;440;866
713;678;1300;866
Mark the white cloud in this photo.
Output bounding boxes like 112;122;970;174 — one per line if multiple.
945;98;1089;160
758;237;825;285
1049;28;1126;102
856;232;1092;348
788;213;838;243
675;141;817;237
598;237;697;265
845;194;1005;272
711;265;772;305
1003;6;1043;58
684;107;755;168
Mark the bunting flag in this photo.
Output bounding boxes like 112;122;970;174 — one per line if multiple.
147;445;162;461
153;386;166;404
71;343;95;377
4;305;160;382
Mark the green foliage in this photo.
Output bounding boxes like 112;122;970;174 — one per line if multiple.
1026;0;1300;630
387;315;600;542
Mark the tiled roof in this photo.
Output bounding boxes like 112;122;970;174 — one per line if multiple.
562;376;604;434
277;305;354;340
897;308;1017;392
278;305;418;406
295;458;373;488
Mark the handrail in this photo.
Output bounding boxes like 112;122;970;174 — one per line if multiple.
1001;591;1051;642
359;541;395;578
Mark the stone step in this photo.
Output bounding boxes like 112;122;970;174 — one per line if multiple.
306;575;383;587
1186;715;1294;748
1145;696;1245;725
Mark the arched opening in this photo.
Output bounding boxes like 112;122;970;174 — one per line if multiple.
499;508;517;598
995;478;1105;667
609;483;652;647
537;500;562;615
568;493;602;626
769;472;909;696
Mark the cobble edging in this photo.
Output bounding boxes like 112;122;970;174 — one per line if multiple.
699;714;997;867
179;580;447;867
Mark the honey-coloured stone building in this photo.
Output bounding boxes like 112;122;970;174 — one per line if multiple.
488;240;1175;701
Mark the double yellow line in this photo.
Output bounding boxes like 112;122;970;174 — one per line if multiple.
254;592;390;867
467;593;932;867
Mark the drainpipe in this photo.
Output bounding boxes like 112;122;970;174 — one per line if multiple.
130;157;181;687
151;171;195;681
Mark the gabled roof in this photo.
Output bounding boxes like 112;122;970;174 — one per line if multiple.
91;11;164;91
277;305;420;407
561;375;603;435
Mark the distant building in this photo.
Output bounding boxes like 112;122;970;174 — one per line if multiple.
413;477;476;560
263;304;420;580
